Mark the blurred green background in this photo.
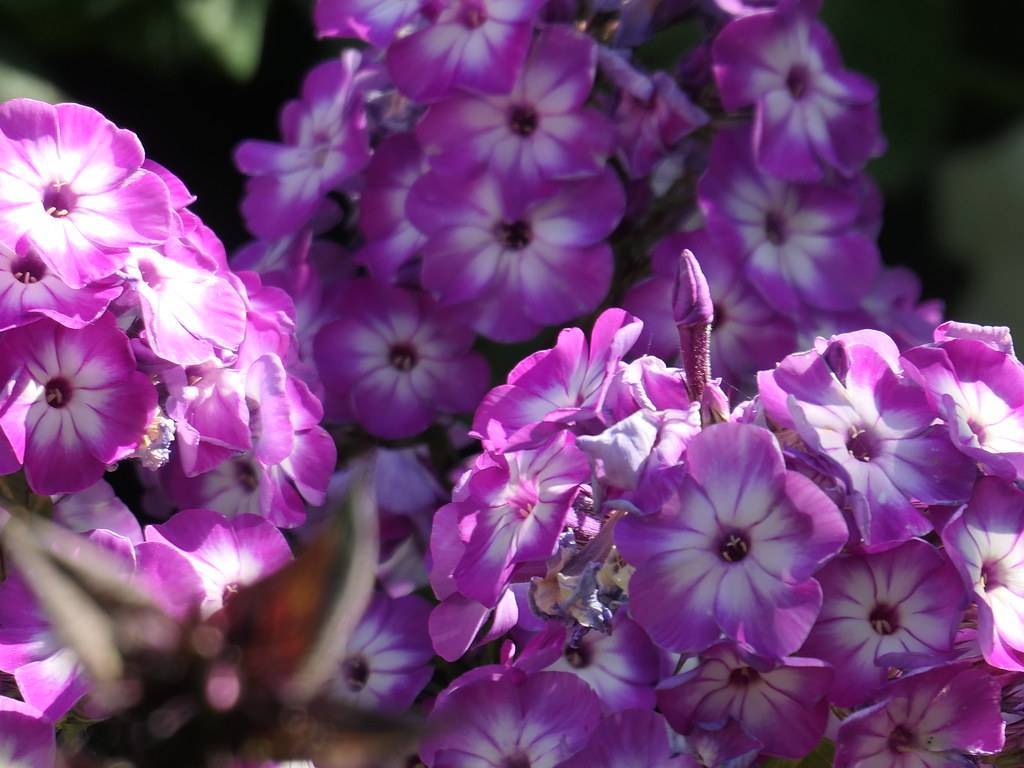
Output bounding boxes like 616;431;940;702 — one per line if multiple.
0;0;1022;332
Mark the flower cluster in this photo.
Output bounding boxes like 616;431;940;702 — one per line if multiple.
2;0;1023;766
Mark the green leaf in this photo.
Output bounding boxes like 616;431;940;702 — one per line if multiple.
760;740;835;768
0;60;64;103
176;0;271;81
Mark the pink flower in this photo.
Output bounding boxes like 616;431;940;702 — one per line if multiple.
0;697;54;767
416;26;612;195
386;0;546;103
0;99;172;288
234;52;371;238
0;313;157;494
315;0;424;47
408;168;624;341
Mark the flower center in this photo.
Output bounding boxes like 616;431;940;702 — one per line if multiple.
459;1;486;28
236;460;260;492
389;343;418;371
564;645;590;668
763;211;787;245
887;724;918;753
981;562;1004;592
42;182;76;218
785;65;810;100
728;666;760;686
846;428;877;462
868;603;899;635
719;532;750;563
508;105;539;137
341;656;370;692
10;251;47;284
44;377;72;408
222;581;240;606
496;220;532;250
500;754;531;768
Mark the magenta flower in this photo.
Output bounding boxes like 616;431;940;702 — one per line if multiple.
542;616;667;712
314;0;424;46
0;99;172;288
904;335;1024;481
235;52;370;238
144;508;292;618
452;431;589;606
0;239;121;331
559;709;699;768
416;26;612;195
386;0;545;103
699;126;880;314
314;279;489;439
943;476;1024;672
0;697;54;767
657;642;832;760
712;1;883;181
834;663;1005;767
758;332;976;550
407;167;624;342
420;670;601;767
617;422;847;658
0;314;157;494
800;539;966;707
327;593;433;713
471;308;642;444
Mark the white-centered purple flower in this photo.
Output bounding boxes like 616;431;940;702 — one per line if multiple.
407;167;624;342
942;476;1024;672
712;0;883;181
657;642;833;760
326;593;433;713
834;662;1005;767
699;126;880;314
0;313;157;494
420;670;601;767
386;0;546;103
144;508;292;618
904;334;1024;482
758;331;976;550
617;421;847;658
800;539;966;707
0;239;121;331
559;709;700;768
0;98;172;288
235;52;370;238
416;26;612;195
314;279;489;440
314;0;424;46
0;697;54;768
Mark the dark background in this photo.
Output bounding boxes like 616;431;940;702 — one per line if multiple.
1;0;1022;331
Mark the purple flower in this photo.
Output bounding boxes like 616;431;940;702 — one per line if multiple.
408;167;624;341
314;279;489;439
0;697;54;767
326;593;433;713
559;709;700;768
903;334;1024;481
543;616;668;712
758;332;976;550
617;422;847;658
452;431;589;606
0;99;172;288
800;539;966;706
712;1;883;181
699;126;880;314
472;308;642;445
416;26;612;195
144;508;292;618
386;0;545;103
235;52;370;238
943;476;1024;672
0;239;121;331
657;642;832;760
420;670;601;767
314;0;424;46
0;313;157;494
834;662;1005;767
